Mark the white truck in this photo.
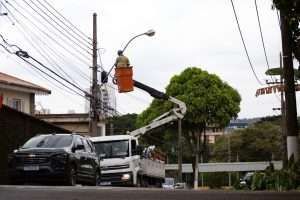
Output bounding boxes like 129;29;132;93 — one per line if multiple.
91;80;186;187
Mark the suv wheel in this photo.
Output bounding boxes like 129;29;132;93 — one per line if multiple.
67;166;76;186
93;170;100;186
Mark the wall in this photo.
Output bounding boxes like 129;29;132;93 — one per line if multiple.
0;105;70;184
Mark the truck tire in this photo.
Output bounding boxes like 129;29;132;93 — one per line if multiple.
136;175;142;187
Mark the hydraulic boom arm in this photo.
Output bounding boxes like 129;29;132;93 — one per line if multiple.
129;80;186;138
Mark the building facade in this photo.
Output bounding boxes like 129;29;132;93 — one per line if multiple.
0;72;50;114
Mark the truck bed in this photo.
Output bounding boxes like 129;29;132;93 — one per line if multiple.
139;158;165;178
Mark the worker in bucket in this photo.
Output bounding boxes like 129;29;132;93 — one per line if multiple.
115;50;130;68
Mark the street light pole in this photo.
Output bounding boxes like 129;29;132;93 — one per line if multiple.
119;29;155;55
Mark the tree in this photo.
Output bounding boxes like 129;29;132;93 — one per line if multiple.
106;113;137;135
211;121;282;162
137;67;241;180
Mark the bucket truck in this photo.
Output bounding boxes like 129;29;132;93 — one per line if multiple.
91;80;186;187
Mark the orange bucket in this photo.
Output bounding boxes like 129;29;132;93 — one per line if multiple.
115;67;134;93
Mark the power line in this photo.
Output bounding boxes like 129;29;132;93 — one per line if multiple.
16;54;87;99
18;57;86;103
229;0;264;85
22;0;92;52
7;10;90;84
8;0;91;57
1;36;120;116
254;0;281;103
9;15;80;86
35;0;92;45
254;0;271;71
41;0;91;40
4;1;91;66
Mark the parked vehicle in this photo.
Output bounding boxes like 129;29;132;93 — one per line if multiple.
8;133;100;186
239;172;254;188
162;177;175;189
91;135;165;187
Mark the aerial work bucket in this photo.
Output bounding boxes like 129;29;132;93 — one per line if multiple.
115;67;134;93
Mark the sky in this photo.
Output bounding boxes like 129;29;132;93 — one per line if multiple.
0;0;295;118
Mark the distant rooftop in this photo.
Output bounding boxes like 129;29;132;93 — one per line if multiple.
0;72;51;95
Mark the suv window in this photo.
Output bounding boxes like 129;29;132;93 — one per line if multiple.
83;138;92;153
75;137;85;152
22;135;73;149
87;139;95;153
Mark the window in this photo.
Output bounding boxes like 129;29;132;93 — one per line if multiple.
83;138;92;153
87;140;95;153
75;137;85;152
9;98;24;112
22;135;73;149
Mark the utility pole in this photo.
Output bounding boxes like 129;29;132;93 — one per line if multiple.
89;13;99;136
177;119;183;183
194;132;199;189
280;53;288;166
227;133;231;187
280;11;299;161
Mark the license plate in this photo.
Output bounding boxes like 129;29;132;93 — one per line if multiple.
100;181;111;186
24;166;39;171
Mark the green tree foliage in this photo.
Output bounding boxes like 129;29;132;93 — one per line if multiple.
106;113;137;135
137;67;241;165
211;121;282;162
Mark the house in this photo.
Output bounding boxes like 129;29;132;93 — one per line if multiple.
0;72;50;114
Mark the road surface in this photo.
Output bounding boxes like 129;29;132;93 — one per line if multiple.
0;185;299;200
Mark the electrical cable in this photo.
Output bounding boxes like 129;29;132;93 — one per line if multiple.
35;0;92;45
2;36;117;117
8;0;91;57
254;0;272;71
41;0;92;40
230;0;264;85
17;55;88;99
11;13;89;84
2;2;91;82
23;0;92;52
4;1;91;66
9;15;81;86
254;0;281;103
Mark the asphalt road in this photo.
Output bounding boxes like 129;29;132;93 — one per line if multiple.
0;185;300;200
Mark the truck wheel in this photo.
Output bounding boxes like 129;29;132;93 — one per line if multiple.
136;175;142;187
66;166;76;186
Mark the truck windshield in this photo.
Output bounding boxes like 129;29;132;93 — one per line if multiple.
22;135;73;149
94;140;129;158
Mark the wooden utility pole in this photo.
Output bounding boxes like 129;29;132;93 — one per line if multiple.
89;13;99;136
280;11;299;161
193;132;199;189
177;119;183;183
280;53;288;166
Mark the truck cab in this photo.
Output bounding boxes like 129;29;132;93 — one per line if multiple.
91;135;140;186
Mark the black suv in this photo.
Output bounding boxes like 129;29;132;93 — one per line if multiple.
8;133;100;186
